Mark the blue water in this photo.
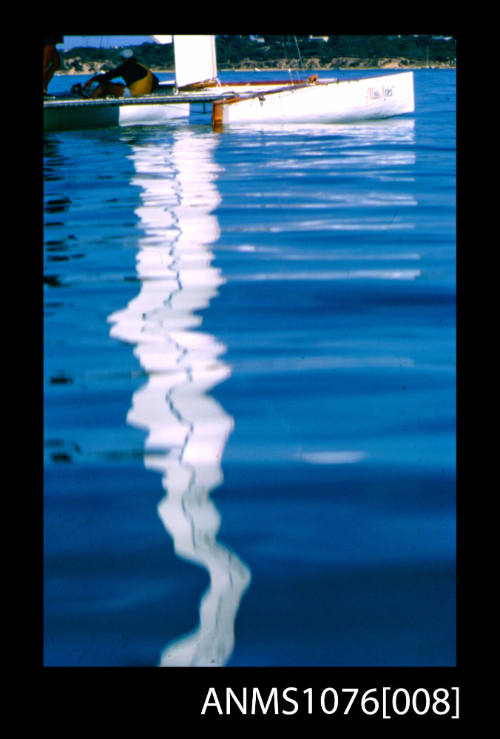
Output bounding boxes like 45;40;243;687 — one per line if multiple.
43;69;456;667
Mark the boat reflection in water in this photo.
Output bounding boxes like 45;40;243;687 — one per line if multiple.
108;128;250;666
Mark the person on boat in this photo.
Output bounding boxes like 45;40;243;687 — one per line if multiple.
43;34;63;95
83;49;159;98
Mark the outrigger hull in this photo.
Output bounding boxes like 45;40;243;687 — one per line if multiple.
43;72;414;132
44;92;218;131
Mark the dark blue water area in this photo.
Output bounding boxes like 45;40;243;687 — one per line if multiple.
44;464;209;666
43;69;456;668
215;458;455;666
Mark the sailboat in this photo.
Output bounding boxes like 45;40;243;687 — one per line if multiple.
43;35;415;132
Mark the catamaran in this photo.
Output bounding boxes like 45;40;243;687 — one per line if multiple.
43;35;415;131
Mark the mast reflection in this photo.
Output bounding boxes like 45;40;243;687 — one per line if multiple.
108;128;250;666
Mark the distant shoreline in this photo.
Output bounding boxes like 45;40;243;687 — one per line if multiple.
57;60;455;76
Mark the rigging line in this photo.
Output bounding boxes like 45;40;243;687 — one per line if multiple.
280;35;291;81
280;35;298;82
293;35;305;77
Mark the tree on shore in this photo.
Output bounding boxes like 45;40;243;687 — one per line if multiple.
59;34;456;72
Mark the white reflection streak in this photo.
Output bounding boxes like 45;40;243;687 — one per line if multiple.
108;130;250;666
233;270;421;281
300;451;367;464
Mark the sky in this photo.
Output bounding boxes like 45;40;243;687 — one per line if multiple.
62;36;155;50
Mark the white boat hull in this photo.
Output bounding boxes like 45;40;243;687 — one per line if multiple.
215;72;415;126
44;73;414;132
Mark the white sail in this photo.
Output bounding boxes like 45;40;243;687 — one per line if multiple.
173;35;217;89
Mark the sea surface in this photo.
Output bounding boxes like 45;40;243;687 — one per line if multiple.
43;69;456;667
